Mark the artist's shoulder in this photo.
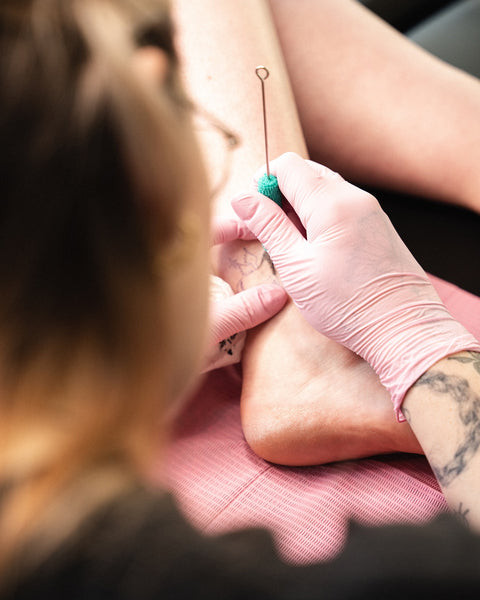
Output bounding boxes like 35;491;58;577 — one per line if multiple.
326;514;480;598
6;484;287;599
1;485;192;599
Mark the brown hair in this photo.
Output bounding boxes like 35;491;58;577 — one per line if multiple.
0;0;204;577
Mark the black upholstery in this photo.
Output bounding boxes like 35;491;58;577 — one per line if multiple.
408;0;480;79
359;0;453;32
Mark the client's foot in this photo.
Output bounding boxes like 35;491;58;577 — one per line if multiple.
241;300;422;465
217;240;422;466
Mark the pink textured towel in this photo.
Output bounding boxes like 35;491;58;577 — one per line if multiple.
161;274;480;565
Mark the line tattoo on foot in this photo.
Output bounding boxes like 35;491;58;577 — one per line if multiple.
454;502;470;527
227;247;277;290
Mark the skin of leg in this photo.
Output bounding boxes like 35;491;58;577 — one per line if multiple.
172;0;421;466
269;0;480;214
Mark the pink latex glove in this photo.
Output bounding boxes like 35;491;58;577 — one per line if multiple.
202;216;287;373
231;153;480;420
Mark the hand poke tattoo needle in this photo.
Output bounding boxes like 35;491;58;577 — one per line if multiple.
255;66;283;207
256;66;271;176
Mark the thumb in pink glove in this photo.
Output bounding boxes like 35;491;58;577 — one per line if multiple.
202;217;287;373
232;152;480;419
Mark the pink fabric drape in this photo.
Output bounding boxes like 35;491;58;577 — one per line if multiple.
163;274;480;564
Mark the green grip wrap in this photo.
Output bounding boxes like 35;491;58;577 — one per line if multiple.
257;173;283;208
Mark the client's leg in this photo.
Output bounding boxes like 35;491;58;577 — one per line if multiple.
172;0;420;466
269;0;480;214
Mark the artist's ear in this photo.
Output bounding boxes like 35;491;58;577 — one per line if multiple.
131;46;169;86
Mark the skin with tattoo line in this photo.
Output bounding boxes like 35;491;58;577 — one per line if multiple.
403;351;480;530
218;241;422;466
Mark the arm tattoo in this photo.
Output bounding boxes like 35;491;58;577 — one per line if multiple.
415;371;480;487
447;351;480;375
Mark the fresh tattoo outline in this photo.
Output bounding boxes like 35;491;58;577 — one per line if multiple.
227;247;276;291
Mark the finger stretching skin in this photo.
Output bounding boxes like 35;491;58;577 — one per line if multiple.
231;191;305;261
210;284;287;343
210;216;256;246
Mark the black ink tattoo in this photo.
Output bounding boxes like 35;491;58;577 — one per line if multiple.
219;334;237;356
227;247;276;290
415;371;480;487
227;248;262;284
402;406;412;424
453;502;470;527
447;351;480;376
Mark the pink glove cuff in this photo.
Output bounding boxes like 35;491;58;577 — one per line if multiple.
334;272;480;422
383;326;480;422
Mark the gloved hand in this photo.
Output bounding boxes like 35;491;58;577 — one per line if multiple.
202;216;287;373
232;152;480;419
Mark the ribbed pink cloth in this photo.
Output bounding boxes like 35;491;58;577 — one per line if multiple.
161;274;480;565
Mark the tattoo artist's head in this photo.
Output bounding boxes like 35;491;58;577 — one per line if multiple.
0;0;211;571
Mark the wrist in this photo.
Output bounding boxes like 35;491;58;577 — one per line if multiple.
358;305;480;421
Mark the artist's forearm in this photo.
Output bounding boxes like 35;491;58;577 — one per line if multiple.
270;0;480;211
403;352;480;529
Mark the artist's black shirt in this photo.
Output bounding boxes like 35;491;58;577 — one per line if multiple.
4;485;480;599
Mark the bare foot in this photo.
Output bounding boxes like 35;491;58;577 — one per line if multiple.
241;300;422;465
217;240;422;466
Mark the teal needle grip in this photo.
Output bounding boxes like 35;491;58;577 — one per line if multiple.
258;173;283;208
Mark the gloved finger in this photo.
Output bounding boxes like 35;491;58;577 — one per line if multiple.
251;157;332;188
249;164;306;237
231;191;307;262
209;283;287;344
210;215;257;246
304;158;341;178
282;202;306;237
266;153;345;233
